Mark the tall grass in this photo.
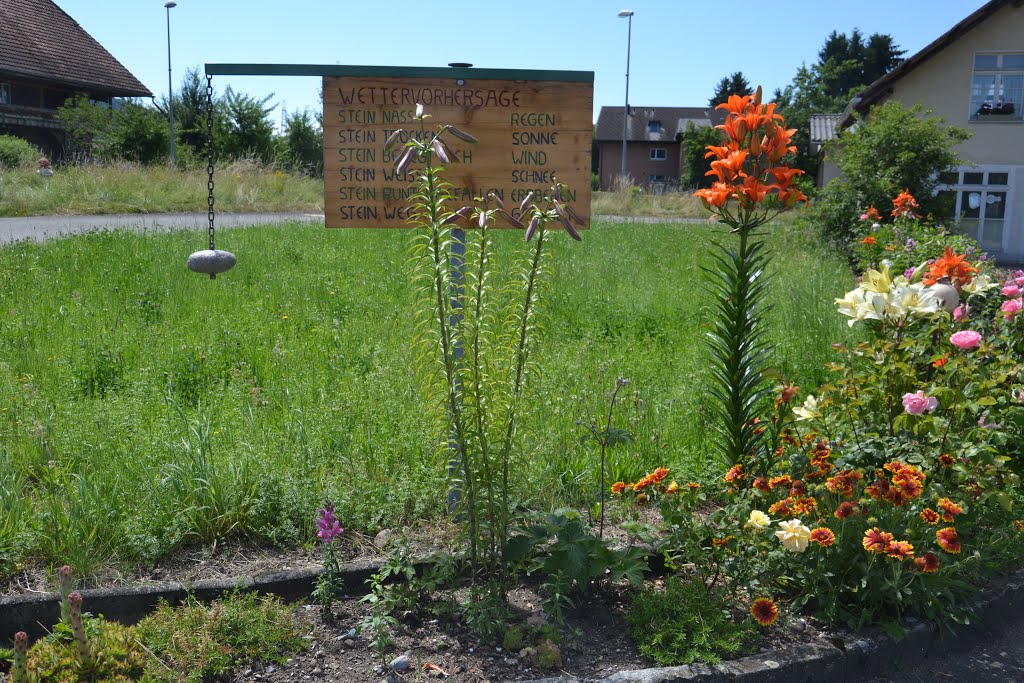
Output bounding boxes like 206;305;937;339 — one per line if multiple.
0;216;857;578
0;159;323;216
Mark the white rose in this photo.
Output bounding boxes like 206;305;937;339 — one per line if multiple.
745;510;771;531
775;519;811;553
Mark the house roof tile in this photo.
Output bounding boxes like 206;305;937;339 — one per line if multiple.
595;105;724;142
0;0;152;97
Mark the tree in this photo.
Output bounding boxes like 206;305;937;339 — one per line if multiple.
55;96;112;160
214;86;278;162
173;67;211;158
810;101;970;248
100;100;169;164
280;108;323;176
709;72;751;107
678;122;720;189
775;30;905;176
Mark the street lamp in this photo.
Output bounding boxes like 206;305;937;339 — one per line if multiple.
164;0;177;166
618;9;633;183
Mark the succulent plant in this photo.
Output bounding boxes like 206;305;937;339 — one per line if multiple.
67;592;94;671
12;631;28;683
57;564;74;624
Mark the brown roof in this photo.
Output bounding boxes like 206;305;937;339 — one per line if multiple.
0;0;152;97
839;0;1018;127
595;106;724;142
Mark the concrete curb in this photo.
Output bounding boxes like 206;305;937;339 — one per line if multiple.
3;560;1021;682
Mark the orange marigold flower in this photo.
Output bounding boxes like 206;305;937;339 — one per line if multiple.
860;235;877;246
913;551;941;573
938;498;963;523
665;481;680;494
938;454;956;468
750;597;779;627
768;498;793;517
610;481;628;495
886;539;915;560
834;501;857;519
809;527;835;547
936;527;961;554
920;508;940;525
863;527;893;553
687;482;701;490
768;475;792;490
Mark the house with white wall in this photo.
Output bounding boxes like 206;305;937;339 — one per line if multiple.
835;0;1024;262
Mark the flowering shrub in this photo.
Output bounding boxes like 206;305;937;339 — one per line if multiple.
619;190;1023;641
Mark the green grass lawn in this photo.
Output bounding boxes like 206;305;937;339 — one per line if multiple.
0;215;858;578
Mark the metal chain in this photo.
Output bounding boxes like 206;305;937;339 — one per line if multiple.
205;75;216;251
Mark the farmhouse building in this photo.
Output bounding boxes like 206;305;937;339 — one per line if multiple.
0;0;152;156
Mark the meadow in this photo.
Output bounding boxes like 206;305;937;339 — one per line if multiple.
0;213;859;578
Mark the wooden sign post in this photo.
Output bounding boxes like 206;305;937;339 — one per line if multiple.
321;66;593;228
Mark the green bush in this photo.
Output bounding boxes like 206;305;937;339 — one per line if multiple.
626;577;755;665
0;134;39;170
810;101;970;251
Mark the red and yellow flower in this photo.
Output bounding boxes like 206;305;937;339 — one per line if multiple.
809;527;836;548
863;527;894;553
920;508;940;525
886;539;915;560
937;498;963;523
610;481;629;495
913;552;941;573
750;597;779;627
936;527;961;554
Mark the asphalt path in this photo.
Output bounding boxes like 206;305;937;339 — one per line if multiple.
0;212;324;245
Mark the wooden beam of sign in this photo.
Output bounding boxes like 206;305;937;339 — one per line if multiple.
322;75;593;228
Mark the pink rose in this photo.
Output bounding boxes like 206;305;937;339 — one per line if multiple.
1003;283;1022;298
902;391;938;415
949;330;981;350
1001;298;1023;319
859;213;869;221
953;303;969;322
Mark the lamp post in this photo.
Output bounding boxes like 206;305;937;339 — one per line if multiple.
165;0;177;166
618;9;633;183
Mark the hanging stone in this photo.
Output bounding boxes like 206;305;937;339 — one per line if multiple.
187;249;236;279
929;276;959;315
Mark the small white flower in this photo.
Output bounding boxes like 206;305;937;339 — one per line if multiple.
415;102;425;118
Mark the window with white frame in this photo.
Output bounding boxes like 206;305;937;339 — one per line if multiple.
650;147;667;161
0;83;10;105
970;53;1024;121
937;168;1013;253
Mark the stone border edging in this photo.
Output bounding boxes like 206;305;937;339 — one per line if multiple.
520;572;1024;682
3;558;1021;682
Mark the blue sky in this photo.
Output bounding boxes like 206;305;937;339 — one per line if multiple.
55;0;989;126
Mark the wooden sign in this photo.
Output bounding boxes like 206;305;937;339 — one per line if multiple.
323;69;593;228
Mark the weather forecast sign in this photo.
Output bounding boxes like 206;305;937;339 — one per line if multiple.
322;67;593;228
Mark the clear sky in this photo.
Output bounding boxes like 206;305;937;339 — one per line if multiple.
53;0;990;127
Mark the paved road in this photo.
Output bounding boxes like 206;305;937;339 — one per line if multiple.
0;212;324;245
